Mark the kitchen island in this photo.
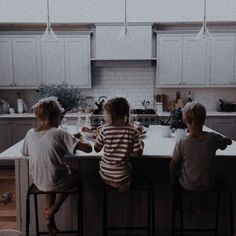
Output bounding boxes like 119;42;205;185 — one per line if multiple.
1;125;236;236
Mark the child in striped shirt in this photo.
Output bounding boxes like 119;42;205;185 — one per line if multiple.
94;97;144;191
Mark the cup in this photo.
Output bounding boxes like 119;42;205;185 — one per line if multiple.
160;125;172;137
17;99;23;113
156;102;163;114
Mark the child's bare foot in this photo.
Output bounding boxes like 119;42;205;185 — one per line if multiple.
44;208;54;220
47;222;59;236
47;218;59;236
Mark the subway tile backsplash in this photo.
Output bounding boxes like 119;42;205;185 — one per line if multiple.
84;66;155;109
1;64;236;112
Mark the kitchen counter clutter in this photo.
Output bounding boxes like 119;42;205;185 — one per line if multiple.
1;111;236;118
1;125;236;235
1;112;236;155
1;125;236;160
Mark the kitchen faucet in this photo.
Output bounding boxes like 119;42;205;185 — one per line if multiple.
141;100;150;110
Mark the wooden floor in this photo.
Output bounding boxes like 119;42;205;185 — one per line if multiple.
0;168;16;229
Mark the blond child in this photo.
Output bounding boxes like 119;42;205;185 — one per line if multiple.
94;97;144;192
21;97;92;235
169;102;232;212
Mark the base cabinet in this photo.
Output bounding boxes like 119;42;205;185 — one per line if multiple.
210;117;236;141
0;119;36;164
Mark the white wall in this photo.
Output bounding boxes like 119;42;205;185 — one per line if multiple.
0;0;236;23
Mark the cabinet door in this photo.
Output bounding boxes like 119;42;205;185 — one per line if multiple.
182;36;206;85
0;120;12;152
65;36;91;88
12;37;38;87
157;36;182;85
211;118;236;141
40;39;65;84
0;38;13;86
210;36;235;85
11;119;36;145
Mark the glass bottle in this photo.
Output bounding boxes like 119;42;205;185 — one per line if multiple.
187;91;192;103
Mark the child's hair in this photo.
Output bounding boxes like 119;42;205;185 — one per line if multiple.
183;102;206;126
104;97;130;124
32;97;64;125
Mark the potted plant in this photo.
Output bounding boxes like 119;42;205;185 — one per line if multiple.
157;108;187;139
36;83;86;119
168;108;187;141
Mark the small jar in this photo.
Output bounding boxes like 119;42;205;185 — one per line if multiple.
156;102;163;114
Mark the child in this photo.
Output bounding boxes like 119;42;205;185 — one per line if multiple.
169;102;232;212
94;97;144;192
21;97;92;235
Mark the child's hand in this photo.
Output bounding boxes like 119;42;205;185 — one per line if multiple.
74;132;82;139
227;138;232;145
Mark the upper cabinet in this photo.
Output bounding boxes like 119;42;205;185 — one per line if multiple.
12;37;38;87
0;36;38;87
209;35;236;85
157;34;206;87
0;34;91;89
158;36;182;85
95;25;153;60
40;35;91;88
39;35;91;88
156;33;236;87
40;38;66;84
65;36;91;87
0;37;13;86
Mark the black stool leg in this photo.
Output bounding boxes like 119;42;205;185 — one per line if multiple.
147;188;151;236
215;192;220;236
79;186;83;236
151;187;155;236
103;186;107;236
34;194;40;236
172;185;176;236
26;191;30;236
180;189;184;236
228;191;234;236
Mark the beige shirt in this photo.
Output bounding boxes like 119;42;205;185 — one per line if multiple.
171;132;229;191
21;127;79;191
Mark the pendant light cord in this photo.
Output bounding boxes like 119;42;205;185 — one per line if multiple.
124;0;127;33
203;0;206;33
47;0;50;29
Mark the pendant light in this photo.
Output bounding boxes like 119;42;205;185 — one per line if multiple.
196;0;212;40
117;0;128;40
41;0;58;41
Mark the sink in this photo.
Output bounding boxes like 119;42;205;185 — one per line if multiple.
131;109;156;115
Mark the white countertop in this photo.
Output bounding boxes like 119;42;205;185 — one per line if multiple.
1;125;236;161
1;111;236;119
157;111;236;117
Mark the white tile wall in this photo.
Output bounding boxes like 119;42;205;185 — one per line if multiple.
83;65;155;109
1;68;236;113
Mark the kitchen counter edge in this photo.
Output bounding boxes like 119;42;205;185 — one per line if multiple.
0;111;236;118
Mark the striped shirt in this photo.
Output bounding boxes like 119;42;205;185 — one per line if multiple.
94;124;143;185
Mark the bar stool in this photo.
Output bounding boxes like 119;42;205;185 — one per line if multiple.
103;177;155;236
26;183;83;236
172;182;234;236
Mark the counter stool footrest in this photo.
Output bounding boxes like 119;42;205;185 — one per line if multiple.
107;226;150;230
